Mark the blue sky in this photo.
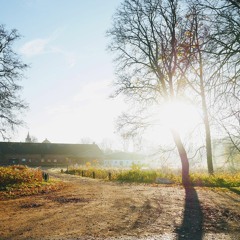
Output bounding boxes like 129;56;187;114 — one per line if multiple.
1;0;128;145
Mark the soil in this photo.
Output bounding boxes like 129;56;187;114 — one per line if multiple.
0;169;239;240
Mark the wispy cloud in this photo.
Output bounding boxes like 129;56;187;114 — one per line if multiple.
73;80;111;104
20;30;77;68
20;38;49;57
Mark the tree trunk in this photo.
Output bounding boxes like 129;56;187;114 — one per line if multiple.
198;48;214;175
171;129;190;186
191;11;214;175
202;100;214;174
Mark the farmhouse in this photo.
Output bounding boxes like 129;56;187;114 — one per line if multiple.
104;152;146;168
0;141;103;167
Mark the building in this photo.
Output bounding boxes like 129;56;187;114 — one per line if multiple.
25;132;32;143
0;142;103;167
104;151;146;168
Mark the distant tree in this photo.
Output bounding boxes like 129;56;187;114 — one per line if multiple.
30;135;38;143
196;0;240;158
212;0;240;155
80;137;93;144
108;0;192;185
202;0;240;80
116;111;148;153
99;138;114;154
176;3;215;174
0;25;28;139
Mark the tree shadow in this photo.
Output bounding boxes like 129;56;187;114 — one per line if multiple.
228;187;240;195
176;186;204;240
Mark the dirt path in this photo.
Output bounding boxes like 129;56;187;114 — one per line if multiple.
0;170;239;240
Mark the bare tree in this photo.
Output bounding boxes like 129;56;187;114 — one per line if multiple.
204;0;240;80
228;0;240;9
215;95;240;154
0;25;28;139
212;0;240;155
175;4;215;174
108;0;191;185
30;135;38;143
80;137;93;144
195;0;240;163
99;138;114;154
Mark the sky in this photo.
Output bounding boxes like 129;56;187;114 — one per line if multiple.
0;0;205;155
1;0;129;146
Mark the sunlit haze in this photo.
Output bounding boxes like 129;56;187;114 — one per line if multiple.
160;101;201;136
143;100;202;149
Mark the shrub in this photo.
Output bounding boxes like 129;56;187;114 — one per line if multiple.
0;165;42;190
0;166;65;200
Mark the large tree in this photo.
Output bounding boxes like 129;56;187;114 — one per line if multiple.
0;25;28;139
108;0;191;185
175;3;216;174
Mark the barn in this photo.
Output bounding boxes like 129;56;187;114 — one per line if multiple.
0;141;103;167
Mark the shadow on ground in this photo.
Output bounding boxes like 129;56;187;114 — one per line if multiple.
228;187;240;195
176;186;203;240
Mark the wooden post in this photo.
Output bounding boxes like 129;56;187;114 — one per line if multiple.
42;172;49;182
108;172;112;181
82;170;84;177
93;171;95;179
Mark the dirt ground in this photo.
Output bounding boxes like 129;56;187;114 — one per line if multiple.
0;170;239;240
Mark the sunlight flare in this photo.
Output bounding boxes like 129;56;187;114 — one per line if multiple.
158;100;201;135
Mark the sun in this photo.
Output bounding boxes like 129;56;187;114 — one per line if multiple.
157;100;201;136
144;100;202;146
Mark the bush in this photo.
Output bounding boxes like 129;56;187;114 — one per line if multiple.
116;169;158;183
0;165;42;190
0;166;65;200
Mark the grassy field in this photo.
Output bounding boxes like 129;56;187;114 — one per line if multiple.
66;166;240;189
1;165;239;200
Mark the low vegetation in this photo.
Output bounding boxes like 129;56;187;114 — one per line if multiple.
66;165;240;189
0;165;64;199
